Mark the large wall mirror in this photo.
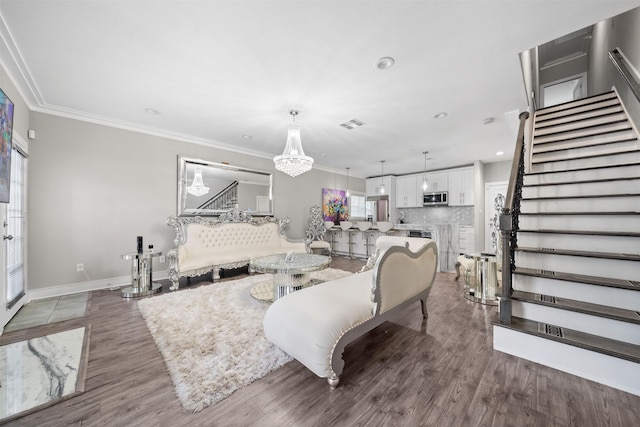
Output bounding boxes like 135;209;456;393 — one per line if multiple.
177;156;273;217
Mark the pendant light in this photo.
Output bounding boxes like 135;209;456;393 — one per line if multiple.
345;167;351;198
273;110;314;177
187;166;209;197
422;151;429;192
379;160;386;194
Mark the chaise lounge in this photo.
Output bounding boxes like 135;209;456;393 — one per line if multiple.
263;236;438;388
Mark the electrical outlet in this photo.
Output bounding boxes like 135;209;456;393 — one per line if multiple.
158;255;166;264
76;263;84;272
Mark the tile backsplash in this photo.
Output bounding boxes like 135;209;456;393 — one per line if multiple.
398;206;474;226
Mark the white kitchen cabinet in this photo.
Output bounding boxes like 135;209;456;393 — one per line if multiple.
366;176;394;197
425;171;448;193
448;167;474;206
395;175;418;207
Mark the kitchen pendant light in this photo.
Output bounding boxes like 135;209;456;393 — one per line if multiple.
187;167;209;197
379;160;386;194
422;151;429;192
345;167;351;198
273;110;314;177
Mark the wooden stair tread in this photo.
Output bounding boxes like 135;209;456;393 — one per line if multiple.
517;246;640;261
518;229;640;237
511;290;640;324
493;316;640;364
535;98;621;124
513;267;640;291
533;115;629;138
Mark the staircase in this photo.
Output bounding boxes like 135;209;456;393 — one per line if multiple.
493;90;640;396
198;181;239;210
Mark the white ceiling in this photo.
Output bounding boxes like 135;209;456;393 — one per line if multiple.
1;0;638;179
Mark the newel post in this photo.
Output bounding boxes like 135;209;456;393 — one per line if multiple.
499;208;512;324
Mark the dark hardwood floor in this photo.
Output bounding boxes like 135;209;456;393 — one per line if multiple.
3;256;639;426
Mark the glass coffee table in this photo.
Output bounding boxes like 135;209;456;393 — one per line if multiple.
249;253;331;302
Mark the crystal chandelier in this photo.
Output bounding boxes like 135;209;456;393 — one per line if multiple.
274;110;314;177
422;151;429;191
187;167;209;197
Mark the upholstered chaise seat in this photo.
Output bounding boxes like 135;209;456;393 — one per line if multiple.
263;236;438;388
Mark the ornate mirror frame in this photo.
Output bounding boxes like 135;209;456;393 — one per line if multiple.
177;155;274;217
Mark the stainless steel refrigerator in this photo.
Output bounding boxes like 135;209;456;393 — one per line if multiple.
366;195;390;223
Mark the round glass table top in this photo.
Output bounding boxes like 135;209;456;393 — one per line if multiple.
250;253;330;274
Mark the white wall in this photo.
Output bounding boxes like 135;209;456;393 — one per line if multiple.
28;112;364;291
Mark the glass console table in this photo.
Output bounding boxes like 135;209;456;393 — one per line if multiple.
121;250;163;298
249;253;330;302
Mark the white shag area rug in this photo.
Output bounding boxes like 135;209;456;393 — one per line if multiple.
137;268;353;412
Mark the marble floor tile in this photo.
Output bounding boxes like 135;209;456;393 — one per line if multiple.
0;327;86;421
3;293;89;333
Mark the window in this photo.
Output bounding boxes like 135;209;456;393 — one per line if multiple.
349;192;366;219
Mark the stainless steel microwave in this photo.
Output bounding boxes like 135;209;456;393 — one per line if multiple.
423;191;448;206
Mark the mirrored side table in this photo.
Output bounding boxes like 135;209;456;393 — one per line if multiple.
121;250;163;298
464;253;499;306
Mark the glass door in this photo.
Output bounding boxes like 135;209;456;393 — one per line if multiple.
6;147;26;309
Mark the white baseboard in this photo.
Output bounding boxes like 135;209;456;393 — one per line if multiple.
494;325;640;396
28;270;169;300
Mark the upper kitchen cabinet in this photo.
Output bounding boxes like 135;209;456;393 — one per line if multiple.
395;175;418;207
366;176;396;198
448;166;475;206
425;171;448;193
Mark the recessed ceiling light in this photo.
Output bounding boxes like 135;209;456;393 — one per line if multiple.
496;151;504;156
376;57;395;70
434;112;447;119
144;108;160;115
242;135;252;139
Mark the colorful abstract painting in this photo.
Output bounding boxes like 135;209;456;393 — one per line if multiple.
322;188;348;223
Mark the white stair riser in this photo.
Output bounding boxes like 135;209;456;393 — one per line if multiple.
515;252;639;281
519;214;640;233
517;232;640;255
536;97;619;122
512;301;640;345
521;196;640;213
533;131;636;154
524;164;640;185
532;140;637;164
536;105;624;129
529;151;640;173
536;92;617;117
534;113;628;137
493;326;640;396
513;274;640;311
533;121;631;144
522;179;640;198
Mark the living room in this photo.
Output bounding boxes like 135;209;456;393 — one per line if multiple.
1;1;639;425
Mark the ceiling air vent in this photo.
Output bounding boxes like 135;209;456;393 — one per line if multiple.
340;119;366;130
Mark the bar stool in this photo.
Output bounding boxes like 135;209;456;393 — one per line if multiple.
324;221;336;253
339;221;354;258
357;222;374;258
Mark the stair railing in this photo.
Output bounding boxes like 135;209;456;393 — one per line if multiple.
609;48;640;103
499;111;530;324
198;181;239;210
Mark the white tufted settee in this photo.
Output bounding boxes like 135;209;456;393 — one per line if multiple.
263;236;438;388
166;210;307;290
